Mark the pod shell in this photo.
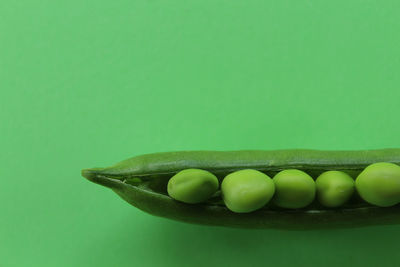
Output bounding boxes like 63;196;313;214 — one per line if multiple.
82;149;400;230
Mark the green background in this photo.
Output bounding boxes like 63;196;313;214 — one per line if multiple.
2;0;400;266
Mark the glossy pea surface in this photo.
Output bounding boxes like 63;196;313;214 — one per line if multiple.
356;162;400;207
221;169;275;213
167;169;219;204
316;171;355;207
273;169;316;209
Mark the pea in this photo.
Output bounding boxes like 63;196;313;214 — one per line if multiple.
316;171;355;207
167;169;219;204
83;149;400;229
221;169;275;213
273;169;316;209
355;162;400;207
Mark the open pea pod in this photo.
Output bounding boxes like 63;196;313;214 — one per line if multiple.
81;149;400;230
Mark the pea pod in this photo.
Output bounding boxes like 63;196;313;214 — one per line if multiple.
81;149;400;230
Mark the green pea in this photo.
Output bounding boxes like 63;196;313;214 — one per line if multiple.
316;171;355;207
273;169;316;209
355;162;400;207
167;169;219;204
221;169;275;213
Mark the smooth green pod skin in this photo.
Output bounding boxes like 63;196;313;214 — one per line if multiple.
167;169;218;204
273;169;316;209
221;169;275;213
316;171;355;207
356;162;400;207
82;149;400;229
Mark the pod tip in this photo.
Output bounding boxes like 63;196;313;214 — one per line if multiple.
81;168;103;180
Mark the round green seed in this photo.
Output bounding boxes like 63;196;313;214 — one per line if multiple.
167;169;219;204
316;171;355;207
273;169;316;209
221;169;275;213
355;162;400;207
